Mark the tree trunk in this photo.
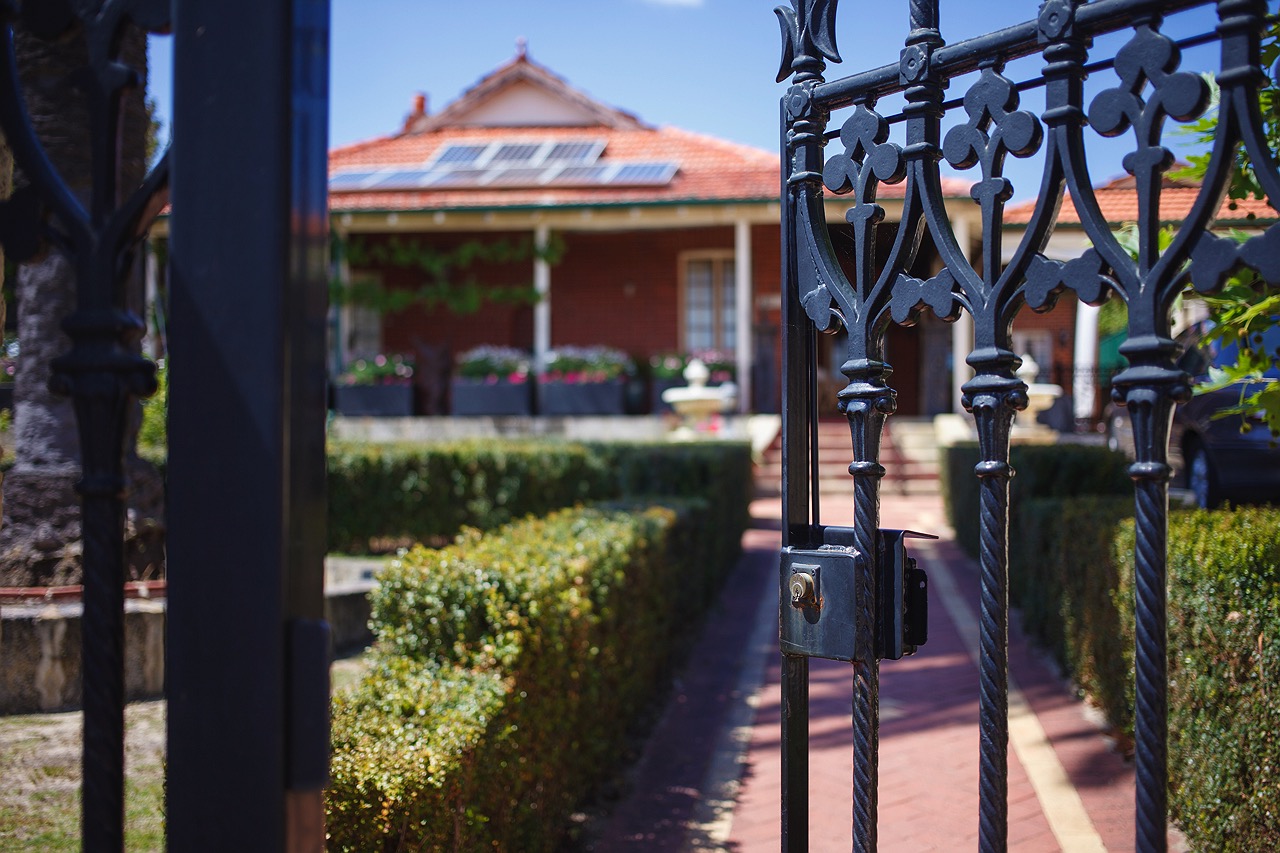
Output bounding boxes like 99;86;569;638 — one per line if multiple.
0;139;8;521
0;23;163;587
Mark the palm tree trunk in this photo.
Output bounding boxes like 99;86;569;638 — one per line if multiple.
0;23;162;588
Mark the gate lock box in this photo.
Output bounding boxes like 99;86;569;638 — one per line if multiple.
780;527;933;663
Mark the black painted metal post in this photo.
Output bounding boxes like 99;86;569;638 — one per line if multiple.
167;1;330;849
779;94;811;853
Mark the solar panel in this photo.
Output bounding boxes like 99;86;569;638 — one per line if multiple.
610;163;677;185
486;168;549;187
433;144;486;166
547;165;610;185
544;141;602;163
490;143;542;163
328;171;377;189
430;169;488;187
365;169;435;189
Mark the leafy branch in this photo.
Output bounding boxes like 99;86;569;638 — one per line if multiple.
1169;21;1279;440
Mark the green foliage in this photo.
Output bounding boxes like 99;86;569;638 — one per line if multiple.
335;353;415;387
325;438;753;558
1120;507;1280;850
1175;24;1280;207
327;657;513;851
325;440;612;554
137;359;166;449
941;441;1131;563
540;345;636;382
330;233;564;317
648;350;737;382
1096;298;1129;339
1012;496;1135;731
454;345;531;382
1192;254;1280;441
329;498;749;851
1170;23;1280;436
1009;498;1280;849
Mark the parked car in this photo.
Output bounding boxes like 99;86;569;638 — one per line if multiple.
1105;322;1280;509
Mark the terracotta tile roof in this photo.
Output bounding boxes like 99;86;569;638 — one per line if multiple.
329;126;977;212
328;51;972;214
329;124;781;210
1004;172;1278;226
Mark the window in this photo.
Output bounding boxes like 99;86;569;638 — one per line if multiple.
682;253;737;353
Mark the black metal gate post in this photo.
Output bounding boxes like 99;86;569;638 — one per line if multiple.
167;1;331;849
775;0;1280;850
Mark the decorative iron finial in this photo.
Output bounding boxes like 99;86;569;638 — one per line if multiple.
775;0;841;83
516;36;528;60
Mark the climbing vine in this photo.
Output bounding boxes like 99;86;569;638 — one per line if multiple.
330;232;565;316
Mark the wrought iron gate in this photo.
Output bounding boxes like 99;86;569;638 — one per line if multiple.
0;1;330;849
776;1;1278;851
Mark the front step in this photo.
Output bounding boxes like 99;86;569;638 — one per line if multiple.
756;417;943;497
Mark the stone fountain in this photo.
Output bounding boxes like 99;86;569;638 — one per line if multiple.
661;358;737;440
1012;353;1063;443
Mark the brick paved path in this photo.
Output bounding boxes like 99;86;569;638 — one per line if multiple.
588;485;1185;851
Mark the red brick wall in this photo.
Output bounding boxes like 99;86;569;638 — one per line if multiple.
365;224;784;367
346;220;1094;417
549;226;733;356
359;230;538;360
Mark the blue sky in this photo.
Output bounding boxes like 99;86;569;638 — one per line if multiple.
147;0;1233;202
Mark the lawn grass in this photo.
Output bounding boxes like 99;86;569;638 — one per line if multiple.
0;653;374;851
0;701;165;851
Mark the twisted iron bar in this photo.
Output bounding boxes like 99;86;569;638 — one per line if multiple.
841;370;894;853
1118;381;1183;851
1133;476;1170;851
965;380;1024;853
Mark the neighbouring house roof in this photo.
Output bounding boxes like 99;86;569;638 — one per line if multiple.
1004;172;1279;227
328;50;967;214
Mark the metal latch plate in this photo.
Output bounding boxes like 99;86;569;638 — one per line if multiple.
780;545;862;662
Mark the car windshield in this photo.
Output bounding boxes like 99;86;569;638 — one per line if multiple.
1179;322;1280;379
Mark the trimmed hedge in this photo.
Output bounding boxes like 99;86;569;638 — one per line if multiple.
1012;496;1134;730
327;502;742;851
941;441;1131;603
326;441;612;554
1003;495;1280;849
1126;508;1280;851
326;439;753;555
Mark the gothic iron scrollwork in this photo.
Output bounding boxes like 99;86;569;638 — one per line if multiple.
0;2;169;850
777;0;1280;851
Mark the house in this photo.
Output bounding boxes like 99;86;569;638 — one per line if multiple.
1003;173;1279;423
326;46;1007;417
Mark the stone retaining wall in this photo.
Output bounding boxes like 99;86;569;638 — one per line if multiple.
0;583;373;715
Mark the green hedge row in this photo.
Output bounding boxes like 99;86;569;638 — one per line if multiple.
997;495;1280;850
1011;496;1135;731
326;441;611;554
327;500;744;851
1127;507;1280;851
326;439;752;555
941;441;1131;603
